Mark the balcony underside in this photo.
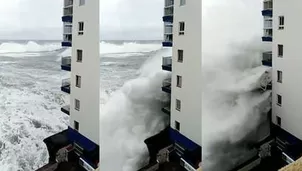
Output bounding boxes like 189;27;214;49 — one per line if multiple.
162;64;172;72
62;16;73;22
262;36;272;42
61;106;70;115
161;107;171;115
162;85;171;94
262;60;272;67
262;9;273;17
162;42;173;47
163;16;173;23
61;42;72;47
61;64;71;71
61;85;70;94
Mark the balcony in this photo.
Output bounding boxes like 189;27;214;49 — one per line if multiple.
161;102;171;115
164;23;173;35
62;0;73;22
165;0;174;7
61;78;71;94
262;0;272;17
61;105;70;115
162;78;171;94
262;29;272;42
63;24;72;35
163;7;174;23
263;18;273;30
162;34;173;47
61;56;71;71
262;52;272;67
62;34;72;47
162;56;172;72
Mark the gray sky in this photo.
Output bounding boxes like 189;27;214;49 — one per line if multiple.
0;0;163;40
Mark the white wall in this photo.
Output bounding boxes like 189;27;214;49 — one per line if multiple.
70;0;100;145
170;0;202;146
272;0;302;140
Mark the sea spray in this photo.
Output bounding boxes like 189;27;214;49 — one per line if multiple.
100;48;172;171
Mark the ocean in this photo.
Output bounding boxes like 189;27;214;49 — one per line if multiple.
0;40;171;171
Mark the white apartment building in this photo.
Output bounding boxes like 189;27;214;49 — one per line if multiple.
162;0;202;169
37;0;100;170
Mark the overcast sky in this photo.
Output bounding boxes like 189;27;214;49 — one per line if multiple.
0;0;163;40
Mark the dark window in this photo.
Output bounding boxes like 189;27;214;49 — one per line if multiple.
279;16;284;30
175;121;180;131
78;22;84;35
179;22;185;35
278;44;283;57
75;99;80;111
277;70;282;83
277;116;281;127
79;0;85;6
176;99;181;111
178;50;183;62
74;121;79;131
277;94;282;106
77;49;83;62
177;75;182;88
76;75;81;88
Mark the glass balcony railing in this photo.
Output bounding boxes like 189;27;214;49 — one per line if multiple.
64;0;73;7
62;78;71;87
163;56;172;66
263;0;272;10
63;7;73;16
264;19;273;29
165;0;174;7
63;25;72;34
164;7;173;16
164;25;173;35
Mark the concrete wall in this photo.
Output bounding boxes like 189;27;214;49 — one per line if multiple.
70;0;100;145
170;0;202;146
272;0;302;140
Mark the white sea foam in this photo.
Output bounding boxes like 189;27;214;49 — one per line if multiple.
100;48;172;171
0;41;61;54
202;0;272;170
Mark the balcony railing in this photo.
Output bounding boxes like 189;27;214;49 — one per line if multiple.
63;25;72;35
162;57;172;72
262;29;272;42
61;56;71;71
164;25;173;35
262;52;272;67
64;0;73;7
263;0;272;10
162;78;171;94
162;34;173;47
61;105;70;115
164;7;173;16
165;0;174;7
61;78;71;94
264;19;272;29
161;102;171;115
63;7;73;16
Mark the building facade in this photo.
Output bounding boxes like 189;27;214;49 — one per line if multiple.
37;0;100;170
162;0;202;169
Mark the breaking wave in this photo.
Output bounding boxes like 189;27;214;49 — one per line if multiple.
0;41;62;54
100;48;171;171
202;0;272;170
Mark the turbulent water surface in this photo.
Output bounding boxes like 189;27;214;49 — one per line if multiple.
0;40;169;171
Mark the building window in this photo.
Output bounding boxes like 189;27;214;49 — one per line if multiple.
180;0;186;6
277;94;282;106
77;49;83;62
179;22;185;35
76;75;81;88
178;50;183;62
177;75;182;88
176;99;181;111
175;121;180;131
278;44;283;57
277;70;282;83
78;22;84;35
79;0;85;6
74;121;79;131
276;116;281;127
279;16;284;30
75;99;80;111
